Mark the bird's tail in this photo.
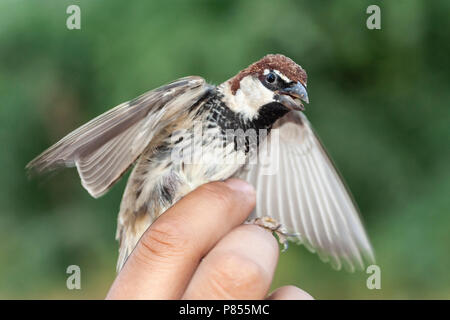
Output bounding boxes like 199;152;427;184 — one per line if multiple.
115;209;154;272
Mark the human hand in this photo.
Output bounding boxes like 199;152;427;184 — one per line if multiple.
106;179;313;300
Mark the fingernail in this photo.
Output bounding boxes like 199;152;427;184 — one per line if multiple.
225;178;255;195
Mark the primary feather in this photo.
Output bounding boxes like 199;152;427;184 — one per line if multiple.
238;112;375;271
27;76;211;197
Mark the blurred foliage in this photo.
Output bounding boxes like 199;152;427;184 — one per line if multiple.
0;0;449;299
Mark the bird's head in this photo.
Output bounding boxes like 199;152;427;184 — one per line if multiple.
220;54;308;120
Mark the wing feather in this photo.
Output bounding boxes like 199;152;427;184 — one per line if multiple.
27;76;211;198
238;111;375;271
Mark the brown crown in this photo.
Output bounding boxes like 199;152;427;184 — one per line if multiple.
229;54;307;94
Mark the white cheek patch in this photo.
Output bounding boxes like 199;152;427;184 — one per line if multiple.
221;76;274;120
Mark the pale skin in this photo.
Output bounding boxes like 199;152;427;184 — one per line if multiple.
106;178;313;300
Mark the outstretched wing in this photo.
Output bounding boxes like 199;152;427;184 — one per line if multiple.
27;76;212;198
238;111;375;272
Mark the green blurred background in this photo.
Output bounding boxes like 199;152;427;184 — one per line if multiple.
0;0;449;299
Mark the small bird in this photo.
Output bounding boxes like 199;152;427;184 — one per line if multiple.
27;54;375;272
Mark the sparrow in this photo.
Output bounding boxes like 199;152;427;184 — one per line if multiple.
27;54;375;272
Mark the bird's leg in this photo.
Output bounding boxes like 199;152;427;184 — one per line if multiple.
245;216;298;252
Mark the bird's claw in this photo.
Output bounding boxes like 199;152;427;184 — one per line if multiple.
246;217;298;252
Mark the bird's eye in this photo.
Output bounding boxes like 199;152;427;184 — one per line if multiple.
265;72;276;83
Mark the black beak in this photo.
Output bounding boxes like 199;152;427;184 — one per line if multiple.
277;81;309;111
282;81;309;104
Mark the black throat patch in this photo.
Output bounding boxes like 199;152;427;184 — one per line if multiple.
200;90;289;152
203;90;289;133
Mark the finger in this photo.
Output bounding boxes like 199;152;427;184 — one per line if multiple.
267;285;314;300
182;224;279;299
106;179;256;299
